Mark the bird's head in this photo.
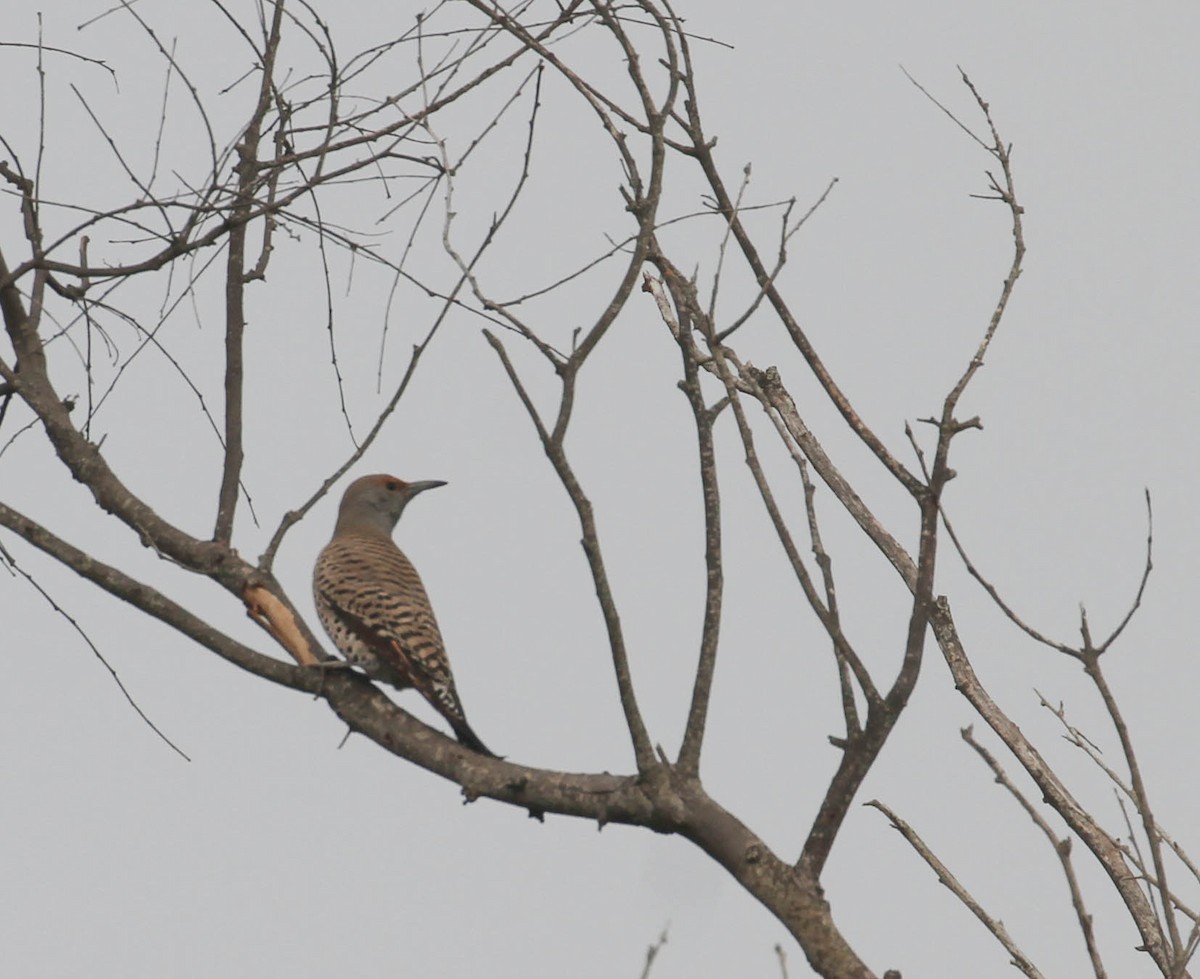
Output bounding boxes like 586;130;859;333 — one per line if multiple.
332;473;446;537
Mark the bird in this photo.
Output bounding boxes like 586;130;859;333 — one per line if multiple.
313;473;495;756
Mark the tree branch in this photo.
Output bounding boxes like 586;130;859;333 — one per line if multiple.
484;329;655;772
929;597;1171;973
213;2;285;543
868;799;1045;979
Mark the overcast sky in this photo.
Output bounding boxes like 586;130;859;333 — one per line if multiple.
3;2;1197;978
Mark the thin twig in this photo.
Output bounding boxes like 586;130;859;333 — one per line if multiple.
0;540;191;761
213;1;286;543
868;799;1046;979
641;263;723;778
485;329;654;771
637;926;669;979
962;727;1107;978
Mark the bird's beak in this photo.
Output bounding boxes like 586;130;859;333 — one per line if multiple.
407;479;447;496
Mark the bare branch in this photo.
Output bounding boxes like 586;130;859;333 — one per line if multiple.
714;175;839;343
1082;650;1183;964
485;329;654;771
0;40;117;81
962;727;1108;979
1093;490;1154;653
940;505;1079;656
929;597;1171;972
0;538;191;762
774;943;789;979
934;70;1025;431
213;1;286;543
668;29;921;497
868;799;1046;979
0;500;312;690
639;266;724;778
742;364;918;589
258;322;444;570
637;926;670;979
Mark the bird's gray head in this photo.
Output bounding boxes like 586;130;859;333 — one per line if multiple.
332;473;446;538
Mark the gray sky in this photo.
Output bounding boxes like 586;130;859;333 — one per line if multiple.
3;2;1197;977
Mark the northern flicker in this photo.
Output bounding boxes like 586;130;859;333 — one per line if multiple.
313;473;494;756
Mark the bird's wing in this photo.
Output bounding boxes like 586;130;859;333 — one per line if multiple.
314;537;492;753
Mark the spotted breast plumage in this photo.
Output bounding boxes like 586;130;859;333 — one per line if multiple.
313;473;494;756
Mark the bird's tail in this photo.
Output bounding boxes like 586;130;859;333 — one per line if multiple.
449;715;496;757
427;676;497;757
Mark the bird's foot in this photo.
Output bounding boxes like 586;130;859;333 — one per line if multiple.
306;659;360;698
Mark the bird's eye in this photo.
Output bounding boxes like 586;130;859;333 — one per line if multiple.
386;480;400;491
